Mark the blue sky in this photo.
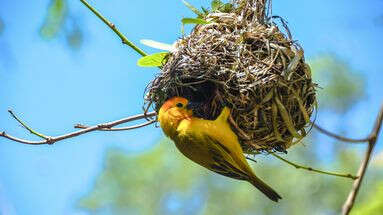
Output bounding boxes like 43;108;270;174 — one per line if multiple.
0;0;382;214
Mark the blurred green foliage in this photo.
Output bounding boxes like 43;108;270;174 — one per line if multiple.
39;0;83;49
65;19;83;50
309;54;366;112
40;0;67;39
77;55;382;214
352;182;383;215
374;15;383;26
77;139;382;214
0;18;4;35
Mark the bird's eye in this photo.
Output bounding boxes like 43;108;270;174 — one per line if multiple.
176;103;183;108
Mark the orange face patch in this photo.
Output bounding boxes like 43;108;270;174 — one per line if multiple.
161;97;188;113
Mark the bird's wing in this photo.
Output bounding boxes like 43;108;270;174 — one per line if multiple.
177;118;251;181
202;135;251;181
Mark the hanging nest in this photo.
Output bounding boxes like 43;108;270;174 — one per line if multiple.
144;0;317;154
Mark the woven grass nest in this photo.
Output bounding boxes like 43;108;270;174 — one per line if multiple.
145;0;317;154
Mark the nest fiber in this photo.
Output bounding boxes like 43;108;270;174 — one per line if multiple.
145;0;317;154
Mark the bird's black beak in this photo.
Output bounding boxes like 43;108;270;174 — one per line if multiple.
186;101;201;111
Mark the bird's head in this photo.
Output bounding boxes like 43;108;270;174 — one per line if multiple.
158;97;196;138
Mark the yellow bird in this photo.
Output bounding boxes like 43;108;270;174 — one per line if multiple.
158;96;282;202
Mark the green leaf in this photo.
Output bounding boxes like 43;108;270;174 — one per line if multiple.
181;18;210;35
211;0;233;13
222;3;234;12
181;18;209;25
211;0;223;11
201;7;209;15
182;0;204;17
137;52;169;67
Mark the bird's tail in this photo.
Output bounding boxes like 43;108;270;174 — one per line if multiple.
216;107;231;122
248;175;282;202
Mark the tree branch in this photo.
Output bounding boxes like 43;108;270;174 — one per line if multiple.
79;0;147;57
0;111;156;145
313;123;369;143
271;153;358;180
74;120;155;131
342;104;383;215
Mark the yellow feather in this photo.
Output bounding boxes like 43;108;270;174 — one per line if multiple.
158;97;282;202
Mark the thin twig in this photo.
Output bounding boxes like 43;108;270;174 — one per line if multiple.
8;109;50;140
342;104;383;215
272;153;358;180
79;0;147;57
75;120;155;131
143;100;156;121
246;156;257;163
0;111;156;145
313;123;369;143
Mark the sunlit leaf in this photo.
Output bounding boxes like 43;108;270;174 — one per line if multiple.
181;18;209;25
182;0;204;17
181;18;210;35
140;39;175;52
137;52;169;67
